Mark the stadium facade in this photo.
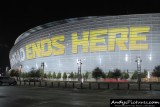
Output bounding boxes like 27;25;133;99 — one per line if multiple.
9;13;160;73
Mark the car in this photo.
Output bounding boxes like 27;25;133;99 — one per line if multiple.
0;76;17;86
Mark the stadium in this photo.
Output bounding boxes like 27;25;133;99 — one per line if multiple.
9;13;160;74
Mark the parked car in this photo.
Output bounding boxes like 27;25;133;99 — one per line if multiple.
0;76;17;86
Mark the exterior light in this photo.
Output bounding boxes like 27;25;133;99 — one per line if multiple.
125;54;128;62
149;54;152;61
45;62;48;68
99;58;102;64
36;63;38;69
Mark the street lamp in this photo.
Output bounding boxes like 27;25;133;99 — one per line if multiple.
77;59;82;82
19;65;23;81
0;68;1;77
135;56;142;83
41;62;45;80
5;66;9;76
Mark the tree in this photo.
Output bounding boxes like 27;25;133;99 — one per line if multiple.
131;70;147;80
35;68;43;78
56;72;61;79
92;67;103;81
74;72;78;80
141;69;147;78
102;72;106;79
23;72;29;78
112;69;122;80
68;72;74;80
52;72;56;79
107;71;113;78
84;71;89;80
48;72;52;79
44;73;47;78
152;65;160;77
29;68;36;77
10;69;20;80
131;70;138;79
63;72;67;80
10;69;16;77
124;72;129;79
152;65;160;81
121;71;129;79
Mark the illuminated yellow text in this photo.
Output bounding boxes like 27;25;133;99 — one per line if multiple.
25;26;150;60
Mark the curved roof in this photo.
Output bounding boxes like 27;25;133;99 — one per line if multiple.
14;16;98;45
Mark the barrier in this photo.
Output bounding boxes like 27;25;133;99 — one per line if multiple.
16;81;160;91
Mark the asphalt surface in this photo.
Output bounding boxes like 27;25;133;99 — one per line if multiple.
0;86;160;107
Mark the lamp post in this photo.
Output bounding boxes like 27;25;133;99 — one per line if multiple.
77;59;82;82
0;68;1;77
41;62;45;80
5;66;9;76
19;65;22;81
135;56;142;83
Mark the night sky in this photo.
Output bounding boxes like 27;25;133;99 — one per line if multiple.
0;0;160;72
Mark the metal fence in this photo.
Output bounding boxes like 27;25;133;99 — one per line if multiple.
17;81;160;91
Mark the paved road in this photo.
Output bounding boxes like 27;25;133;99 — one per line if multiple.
0;86;160;107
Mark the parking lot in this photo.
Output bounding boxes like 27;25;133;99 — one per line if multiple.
0;86;160;107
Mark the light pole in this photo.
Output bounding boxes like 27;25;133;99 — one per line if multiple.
5;66;9;76
19;65;22;81
135;56;142;83
0;68;3;77
77;59;82;82
0;68;1;77
41;62;45;80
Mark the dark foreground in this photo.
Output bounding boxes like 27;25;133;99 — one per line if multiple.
0;86;160;107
